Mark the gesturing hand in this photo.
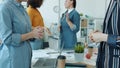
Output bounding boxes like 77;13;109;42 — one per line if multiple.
66;13;70;23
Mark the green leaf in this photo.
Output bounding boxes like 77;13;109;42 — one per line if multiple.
74;44;84;53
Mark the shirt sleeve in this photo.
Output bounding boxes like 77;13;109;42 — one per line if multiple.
70;24;76;31
0;5;21;47
107;34;120;48
71;12;80;33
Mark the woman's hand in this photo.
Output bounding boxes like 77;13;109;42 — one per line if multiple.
21;26;44;41
66;13;70;23
31;26;44;39
89;31;108;43
44;27;52;36
66;13;75;29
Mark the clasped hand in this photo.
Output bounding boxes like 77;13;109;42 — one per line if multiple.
89;30;108;43
32;26;44;39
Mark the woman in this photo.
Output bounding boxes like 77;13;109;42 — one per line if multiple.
0;0;43;68
60;0;80;49
26;0;44;50
89;0;120;68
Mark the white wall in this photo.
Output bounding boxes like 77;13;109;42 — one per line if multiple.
0;0;2;1
60;0;105;18
39;0;110;27
0;0;111;25
38;0;59;27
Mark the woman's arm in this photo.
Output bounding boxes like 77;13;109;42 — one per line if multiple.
89;32;108;42
107;34;118;47
89;32;120;48
0;5;21;47
66;12;80;33
66;13;75;29
0;4;43;47
102;34;120;47
21;26;44;41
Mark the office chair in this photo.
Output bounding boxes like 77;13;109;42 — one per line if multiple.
65;63;87;68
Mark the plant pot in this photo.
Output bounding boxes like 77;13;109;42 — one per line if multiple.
74;53;84;62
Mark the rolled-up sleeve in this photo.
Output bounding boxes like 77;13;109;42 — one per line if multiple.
71;12;80;33
0;5;21;47
107;34;120;48
71;24;76;31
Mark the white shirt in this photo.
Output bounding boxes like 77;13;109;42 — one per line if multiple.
68;8;74;13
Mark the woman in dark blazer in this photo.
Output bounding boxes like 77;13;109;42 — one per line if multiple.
59;0;80;49
89;0;120;68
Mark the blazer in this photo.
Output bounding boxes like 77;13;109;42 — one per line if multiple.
60;9;80;49
97;0;120;68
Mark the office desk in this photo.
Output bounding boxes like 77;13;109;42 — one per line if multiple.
31;48;97;68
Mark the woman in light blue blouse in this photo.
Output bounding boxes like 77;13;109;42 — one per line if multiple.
60;0;80;49
0;0;43;68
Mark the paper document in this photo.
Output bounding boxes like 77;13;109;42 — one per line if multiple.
32;50;50;59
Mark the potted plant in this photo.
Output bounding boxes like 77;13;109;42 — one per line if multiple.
74;42;85;62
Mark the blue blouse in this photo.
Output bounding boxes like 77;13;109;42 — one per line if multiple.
0;0;32;68
60;9;80;49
